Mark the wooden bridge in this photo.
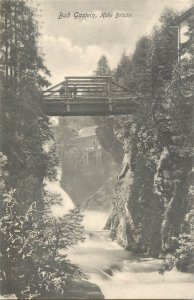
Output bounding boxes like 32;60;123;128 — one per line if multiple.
43;76;138;116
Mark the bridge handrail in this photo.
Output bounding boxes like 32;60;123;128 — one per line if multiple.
65;76;112;79
42;76;141;106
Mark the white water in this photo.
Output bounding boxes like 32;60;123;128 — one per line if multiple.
48;181;74;216
67;210;194;299
45;167;75;216
44;168;194;300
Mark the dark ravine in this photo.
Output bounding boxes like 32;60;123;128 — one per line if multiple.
55;117;117;208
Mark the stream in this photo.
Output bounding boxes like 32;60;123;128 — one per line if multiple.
67;211;194;299
49;179;194;299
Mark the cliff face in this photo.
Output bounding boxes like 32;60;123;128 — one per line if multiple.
105;171;133;249
93;8;194;271
105;142;192;261
105;152;163;256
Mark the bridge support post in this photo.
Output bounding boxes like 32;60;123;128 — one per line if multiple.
107;77;113;111
67;104;70;112
109;99;113;111
65;78;69;101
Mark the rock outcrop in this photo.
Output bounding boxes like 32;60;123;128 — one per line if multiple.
37;279;104;299
105;153;163;257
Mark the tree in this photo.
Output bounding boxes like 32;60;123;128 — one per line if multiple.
94;55;112;76
93;55;123;163
0;1;86;297
114;51;131;86
0;179;85;298
0;0;56;216
103;8;194;263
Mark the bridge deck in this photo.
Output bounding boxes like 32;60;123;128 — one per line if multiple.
43;76;138;116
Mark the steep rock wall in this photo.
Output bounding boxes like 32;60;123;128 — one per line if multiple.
105;153;163;256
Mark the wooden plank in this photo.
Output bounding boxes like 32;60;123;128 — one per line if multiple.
67;83;107;86
67;81;107;85
43;90;60;93
72;85;105;88
45;99;106;103
111;90;129;93
44;87;106;92
45;104;136;111
67;79;108;82
66;76;112;79
45;107;136;116
76;90;105;92
44;96;137;102
111;81;130;91
43;81;65;93
69;89;105;92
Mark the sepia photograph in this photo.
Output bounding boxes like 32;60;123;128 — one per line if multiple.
0;0;194;299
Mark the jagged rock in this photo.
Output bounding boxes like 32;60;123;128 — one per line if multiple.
106;155;163;256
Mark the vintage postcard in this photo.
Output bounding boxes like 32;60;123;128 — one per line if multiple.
0;0;194;299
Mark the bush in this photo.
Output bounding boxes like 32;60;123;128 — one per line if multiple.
160;210;194;273
0;188;86;299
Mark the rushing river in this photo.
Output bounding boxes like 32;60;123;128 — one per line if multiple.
67;211;194;299
49;180;194;299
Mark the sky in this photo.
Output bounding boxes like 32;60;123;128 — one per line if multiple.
34;0;193;85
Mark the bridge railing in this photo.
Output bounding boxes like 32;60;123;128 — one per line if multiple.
43;76;132;102
64;76;111;100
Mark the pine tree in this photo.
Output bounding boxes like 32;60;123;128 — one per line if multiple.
0;0;56;214
0;1;86;297
102;8;194;261
114;52;131;85
93;55;123;163
94;55;112;76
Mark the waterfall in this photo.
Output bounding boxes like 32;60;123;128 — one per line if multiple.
45;167;75;217
43;118;75;217
83;210;109;231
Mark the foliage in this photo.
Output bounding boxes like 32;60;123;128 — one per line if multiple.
0;0;86;297
114;52;131;85
93;56;123;163
94;55;112;76
0;0;58;214
99;7;194;268
161;232;194;273
0;182;85;299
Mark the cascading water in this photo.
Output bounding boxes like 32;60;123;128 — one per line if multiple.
45;171;194;298
44;122;194;299
67;210;194;299
44;118;75;216
45;167;75;216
